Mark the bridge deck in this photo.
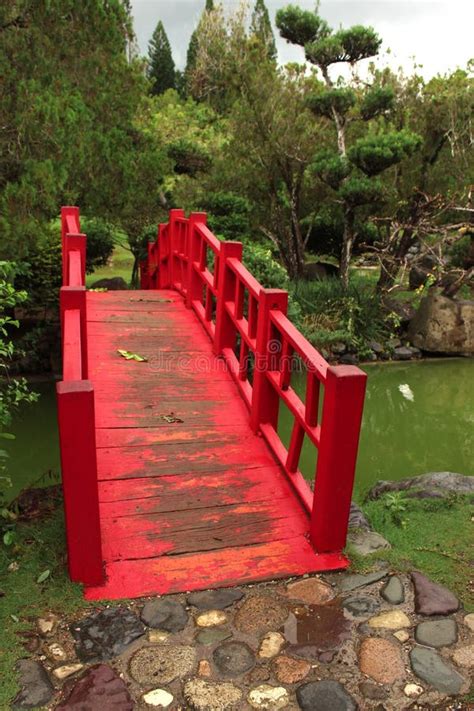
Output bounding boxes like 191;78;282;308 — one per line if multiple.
84;290;345;600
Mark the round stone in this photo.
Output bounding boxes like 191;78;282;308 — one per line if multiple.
70;607;145;662
359;638;405;684
285;578;334;605
183;679;242;711
13;660;54;708
196;610;228;627
129;645;196;685
187;589;244;610
404;683;423;698
247;684;290;709
53;664;84;680
367;610;411;630
247;666;271;684
213;641;255;677
409;646;465;694
393;630;410;643
283;602;352;659
411;571;459;616
380;576;405;605
195;627;232;646
148;630;169;643
258;632;285;659
56;664;133;710
358;681;388;700
198;660;212;677
142;688;174;707
464;613;474;632
415;618;457;648
296;680;357;711
451;644;474;668
234;595;289;635
273;655;310;684
141;599;188;632
342;596;380;617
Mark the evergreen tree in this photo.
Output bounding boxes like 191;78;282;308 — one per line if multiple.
251;0;277;61
147;20;176;95
184;0;215;94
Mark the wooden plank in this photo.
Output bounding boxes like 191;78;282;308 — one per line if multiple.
95;424;252;448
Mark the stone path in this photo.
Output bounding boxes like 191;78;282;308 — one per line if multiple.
13;570;473;710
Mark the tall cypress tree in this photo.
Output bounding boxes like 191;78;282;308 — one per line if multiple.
251;0;277;61
147;20;176;95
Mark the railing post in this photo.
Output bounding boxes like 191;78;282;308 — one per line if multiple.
168;209;185;289
250;289;288;433
186;212;208;309
56;380;103;585
157;223;169;288
60;286;88;379
310;365;367;553
61;207;80;285
213;241;243;354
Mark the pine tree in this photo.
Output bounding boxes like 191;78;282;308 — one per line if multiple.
184;0;215;94
147;20;176;95
251;0;277;61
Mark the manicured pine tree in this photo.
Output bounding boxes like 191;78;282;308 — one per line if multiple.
147;20;176;95
251;0;277;61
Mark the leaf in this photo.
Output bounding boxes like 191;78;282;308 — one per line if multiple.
3;530;15;546
10;614;19;623
158;413;184;424
117;349;148;362
0;433;16;440
36;569;51;584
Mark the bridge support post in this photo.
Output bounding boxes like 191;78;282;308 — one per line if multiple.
186;213;208;309
214;241;244;354
60;286;88;379
310;365;367;552
250;289;288;433
56;380;104;586
168;209;185;290
61;206;80;285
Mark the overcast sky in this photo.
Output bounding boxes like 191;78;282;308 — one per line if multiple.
130;0;473;79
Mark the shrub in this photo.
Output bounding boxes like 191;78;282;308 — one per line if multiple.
201;192;252;241
449;234;472;268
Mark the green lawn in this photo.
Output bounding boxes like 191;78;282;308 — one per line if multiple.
85;240;135;287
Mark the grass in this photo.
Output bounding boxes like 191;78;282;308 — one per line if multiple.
85;240;135;287
347;494;474;610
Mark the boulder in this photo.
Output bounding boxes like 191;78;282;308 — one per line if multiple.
408;293;474;355
367;471;474;501
90;277;128;290
302;262;339;280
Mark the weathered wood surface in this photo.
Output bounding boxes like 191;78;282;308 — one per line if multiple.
85;290;347;600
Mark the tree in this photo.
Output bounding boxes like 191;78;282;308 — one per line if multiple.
276;5;421;287
251;0;277;61
147;20;176;95
184;0;215;95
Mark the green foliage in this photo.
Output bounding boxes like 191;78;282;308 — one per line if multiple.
251;0;277;61
306;87;356;118
80;217;117;273
147;20;176;96
360;86;395;120
242;242;289;290
305;207;344;257
311;151;351;189
201;192;252;240
275;5;329;47
348;130;422;177
168;139;212;176
449;235;472;268
339;175;384;207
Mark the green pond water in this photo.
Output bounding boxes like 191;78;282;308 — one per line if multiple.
4;359;474;503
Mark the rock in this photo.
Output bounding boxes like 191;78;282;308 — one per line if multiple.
129;645;196;685
348;501;371;530
331;342;347;355
408;293;474;356
196;610;228;627
339;353;359;365
183;679;243;711
415;618;458;647
380;576;405;605
141;598;188;632
45;642;68;662
368;471;474;500
283;602;352;659
464;613;474;632
359;638;405;684
148;629;169;643
342;596;380;617
451;644;474;668
393;346;416;361
53;664;84;680
258;632;286;659
404;683;423;698
285;578;334;605
273;655;310;684
37;613;59;636
383;299;416;328
367;610;411;629
347;530;391;556
187;588;244;610
387;337;402;349
13;660;54;708
198;660;212;677
213;641;255;677
369;341;384;355
409;646;465;694
90;276;128;290
71;607;145;662
247;684;290;709
234;596;289;635
302;262;339;281
247;666;271;684
142;688;174;707
393;630;410;643
296;680;357;711
408;254;438;290
358;681;388;700
411;571;459;616
195;627;232;646
338;570;387;592
56;664;133;710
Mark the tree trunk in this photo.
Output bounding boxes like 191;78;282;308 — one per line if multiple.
339;209;354;289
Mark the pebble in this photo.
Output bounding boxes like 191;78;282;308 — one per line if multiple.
273;655;310;684
53;664;84;680
195;627;232;646
409;646;465;694
234;596;289;635
296;680;357;711
451;644;474;668
56;664;133;710
198;660;212;677
367;610;411;629
358;681;388;700
129;645;196;685
347;530;391;556
342;596;380;617
196;610;228;627
404;683;423;698
141;598;188;632
13;660;54;708
247;684;290;709
71;607;145;662
213;641;255;676
411;571;459;616
37;614;59;636
45;642;68;662
148;629;169;643
380;576;405;605
463;613;474;632
258;632;285;659
142;688;174;707
393;630;410;643
359;638;405;684
415;618;458;648
285;578;334;605
338;571;387;592
187;588;244;610
183;679;243;711
247;666;271;684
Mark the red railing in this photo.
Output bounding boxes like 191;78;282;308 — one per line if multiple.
141;209;367;555
57;207;103;585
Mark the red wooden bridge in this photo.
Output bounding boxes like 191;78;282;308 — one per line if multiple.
57;207;367;600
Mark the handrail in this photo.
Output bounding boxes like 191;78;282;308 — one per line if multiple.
143;209;367;556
